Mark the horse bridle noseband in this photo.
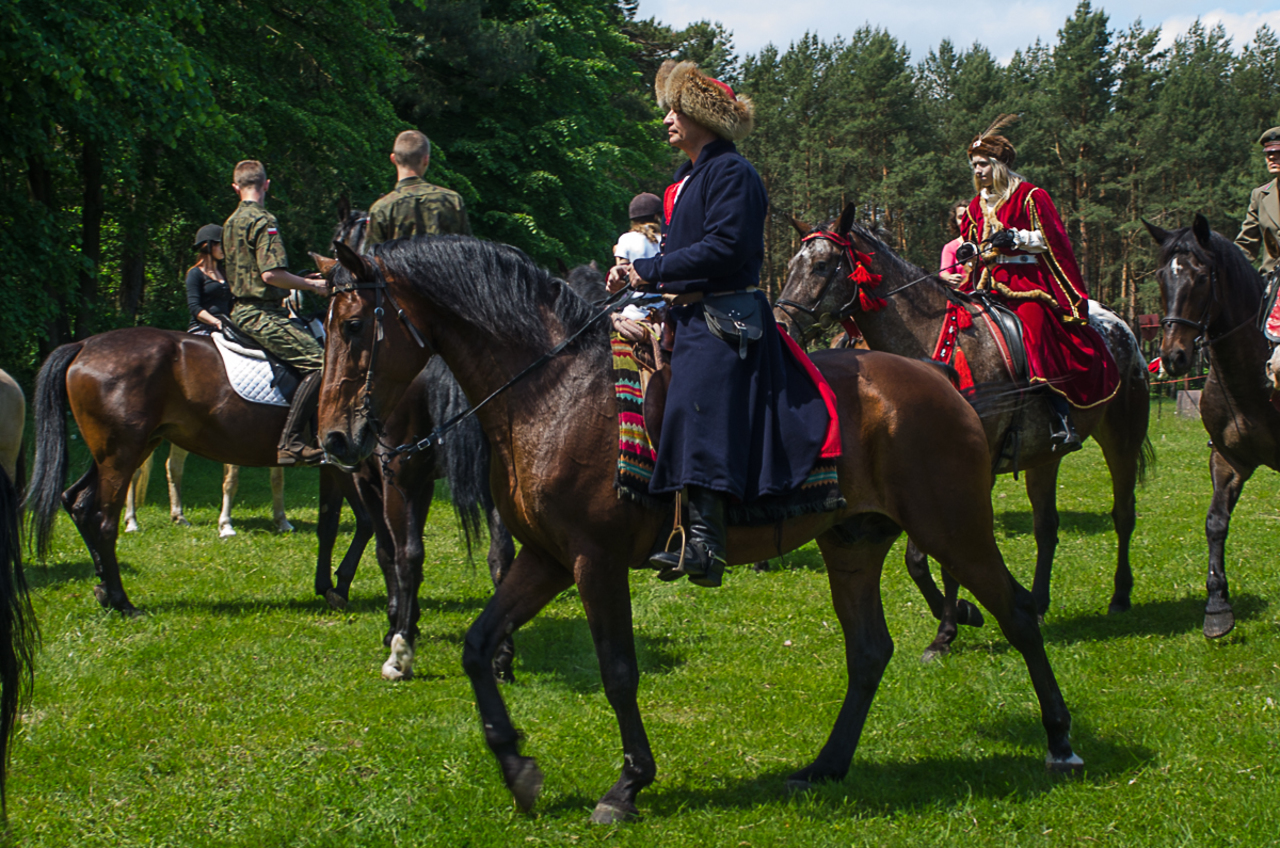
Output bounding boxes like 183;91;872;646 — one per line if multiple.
1158;259;1254;348
774;229;981;337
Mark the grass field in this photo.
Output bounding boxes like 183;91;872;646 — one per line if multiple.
7;401;1280;846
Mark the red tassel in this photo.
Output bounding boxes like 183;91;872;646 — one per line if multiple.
858;289;888;312
848;264;882;285
952;346;975;390
840;317;863;340
954;304;973;330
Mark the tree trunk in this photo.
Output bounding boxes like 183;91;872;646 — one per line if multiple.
26;156;72;354
77;137;105;339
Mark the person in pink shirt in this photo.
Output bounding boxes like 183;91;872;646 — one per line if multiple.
939;200;971;287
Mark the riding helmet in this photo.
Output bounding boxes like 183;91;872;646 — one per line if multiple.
193;224;223;249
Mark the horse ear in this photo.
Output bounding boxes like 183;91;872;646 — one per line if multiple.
1142;218;1170;246
589;259;599;270
789;214;811;236
335;239;376;282
310;252;338;277
337;194;352;222
1192;213;1213;249
556;259;569;275
835;202;857;237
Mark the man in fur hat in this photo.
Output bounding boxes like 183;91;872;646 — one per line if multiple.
960;117;1119;450
606;61;830;589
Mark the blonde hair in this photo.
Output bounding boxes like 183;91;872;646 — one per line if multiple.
972;156;1023;208
393;130;431;168
630;220;661;244
232;159;267;189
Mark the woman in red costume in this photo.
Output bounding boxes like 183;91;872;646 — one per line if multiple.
960;115;1119;450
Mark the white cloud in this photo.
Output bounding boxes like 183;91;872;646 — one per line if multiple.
1153;9;1280;54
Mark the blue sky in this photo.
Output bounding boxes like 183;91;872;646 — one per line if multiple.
635;0;1280;64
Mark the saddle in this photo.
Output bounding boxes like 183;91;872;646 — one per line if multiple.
949;290;1030;386
212;320;303;406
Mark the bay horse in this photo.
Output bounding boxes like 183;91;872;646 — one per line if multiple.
0;369;37;817
25;329;375;616
125;445;293;538
776;207;1153;658
1145;214;1276;638
315;235;1082;822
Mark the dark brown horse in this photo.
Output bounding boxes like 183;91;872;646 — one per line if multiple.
328;210;516;681
1146;214;1274;638
25;329;375;615
315;235;1082;823
776;208;1153;658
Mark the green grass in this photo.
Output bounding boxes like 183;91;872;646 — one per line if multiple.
8;402;1280;846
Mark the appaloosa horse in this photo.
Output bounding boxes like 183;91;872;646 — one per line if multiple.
0;368;37;817
315;235;1082;823
776;207;1153;658
1147;214;1277;638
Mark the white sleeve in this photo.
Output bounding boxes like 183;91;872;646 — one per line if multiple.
1014;229;1048;253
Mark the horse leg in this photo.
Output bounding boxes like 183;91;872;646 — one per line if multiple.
124;452;154;533
380;477;426;680
270;467;293;533
485;503;517;683
1204;448;1251;638
330;471;375;608
576;555;657;824
166;444;192;527
1096;429;1139;614
914;541;985;663
218;465;239;538
314;469;341;603
64;461;141;615
788;530;896;788
462;546;575;815
1024;462;1062;621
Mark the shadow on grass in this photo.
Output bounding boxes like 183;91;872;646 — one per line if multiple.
996;509;1116;538
512;615;686;693
541;724;1154;819
1041;592;1269;644
24;558;138;591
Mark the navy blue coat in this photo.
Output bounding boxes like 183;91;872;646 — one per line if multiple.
633;139;827;501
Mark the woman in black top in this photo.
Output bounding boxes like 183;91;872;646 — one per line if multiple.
186;224;232;334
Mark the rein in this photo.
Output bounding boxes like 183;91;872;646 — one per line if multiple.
1160;261;1256;348
383;285;634;458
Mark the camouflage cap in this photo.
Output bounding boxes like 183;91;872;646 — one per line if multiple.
1259;126;1280;151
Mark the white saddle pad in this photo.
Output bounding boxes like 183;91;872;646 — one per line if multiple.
212;332;290;407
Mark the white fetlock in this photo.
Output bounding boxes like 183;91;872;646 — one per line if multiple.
219;522;237;539
275;518;295;533
124;517;140;533
381;634;415;681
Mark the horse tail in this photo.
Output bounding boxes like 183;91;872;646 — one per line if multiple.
26;342;83;561
424;357;486;558
1137;436;1156;485
0;461;38;818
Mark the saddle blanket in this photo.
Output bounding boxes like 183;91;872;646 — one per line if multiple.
611;335;845;527
212;332;290;407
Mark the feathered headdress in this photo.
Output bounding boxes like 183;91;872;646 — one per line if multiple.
969;114;1019;166
655;60;754;142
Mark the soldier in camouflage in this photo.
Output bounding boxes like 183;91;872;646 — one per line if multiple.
222;159;331;466
366;130;470;246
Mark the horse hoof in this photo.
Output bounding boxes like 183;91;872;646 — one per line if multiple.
589;802;637;824
325;589;348;611
1046;752;1084;773
92;584;112;609
381;661;412;681
276;520;295;534
124;519;139;534
219;526;236;539
173;516;192;527
1107;598;1132;615
956;600;985;628
784;777;814;793
1204;610;1235;639
920;643;950;663
509;759;544;813
382;635;415;681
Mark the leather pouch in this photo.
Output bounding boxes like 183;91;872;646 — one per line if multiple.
702;291;764;360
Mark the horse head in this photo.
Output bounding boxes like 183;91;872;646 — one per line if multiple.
316;241;435;468
333;200;370;255
1145;214;1228;377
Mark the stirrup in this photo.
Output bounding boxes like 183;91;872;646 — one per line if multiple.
277;445;325;467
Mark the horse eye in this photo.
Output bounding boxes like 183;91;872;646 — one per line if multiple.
816;261;828;273
344;319;364;338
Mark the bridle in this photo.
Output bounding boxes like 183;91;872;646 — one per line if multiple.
775;229;979;338
1158;254;1253;348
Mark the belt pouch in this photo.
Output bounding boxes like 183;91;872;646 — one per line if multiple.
702;291;764;360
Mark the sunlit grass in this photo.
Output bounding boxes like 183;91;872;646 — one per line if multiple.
8;403;1280;846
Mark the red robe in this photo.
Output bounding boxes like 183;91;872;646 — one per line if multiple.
962;182;1119;409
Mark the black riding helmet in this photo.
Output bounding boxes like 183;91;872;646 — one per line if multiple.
193;224;223;250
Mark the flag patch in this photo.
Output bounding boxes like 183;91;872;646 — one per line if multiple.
266;227;278;235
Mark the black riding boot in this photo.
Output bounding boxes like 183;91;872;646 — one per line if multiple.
1046;391;1082;453
649;486;728;588
277;371;325;466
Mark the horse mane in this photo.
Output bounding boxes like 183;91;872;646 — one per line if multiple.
368;236;603;349
1160;225;1263;296
841;220;937;288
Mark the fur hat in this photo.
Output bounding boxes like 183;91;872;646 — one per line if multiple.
655;60;754;142
968;114;1019;167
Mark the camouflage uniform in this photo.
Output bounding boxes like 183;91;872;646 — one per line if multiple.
223;200;323;372
366;177;470;245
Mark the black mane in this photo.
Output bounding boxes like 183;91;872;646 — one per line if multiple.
1160;225;1263;297
842;221;934;285
353;236;603;349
